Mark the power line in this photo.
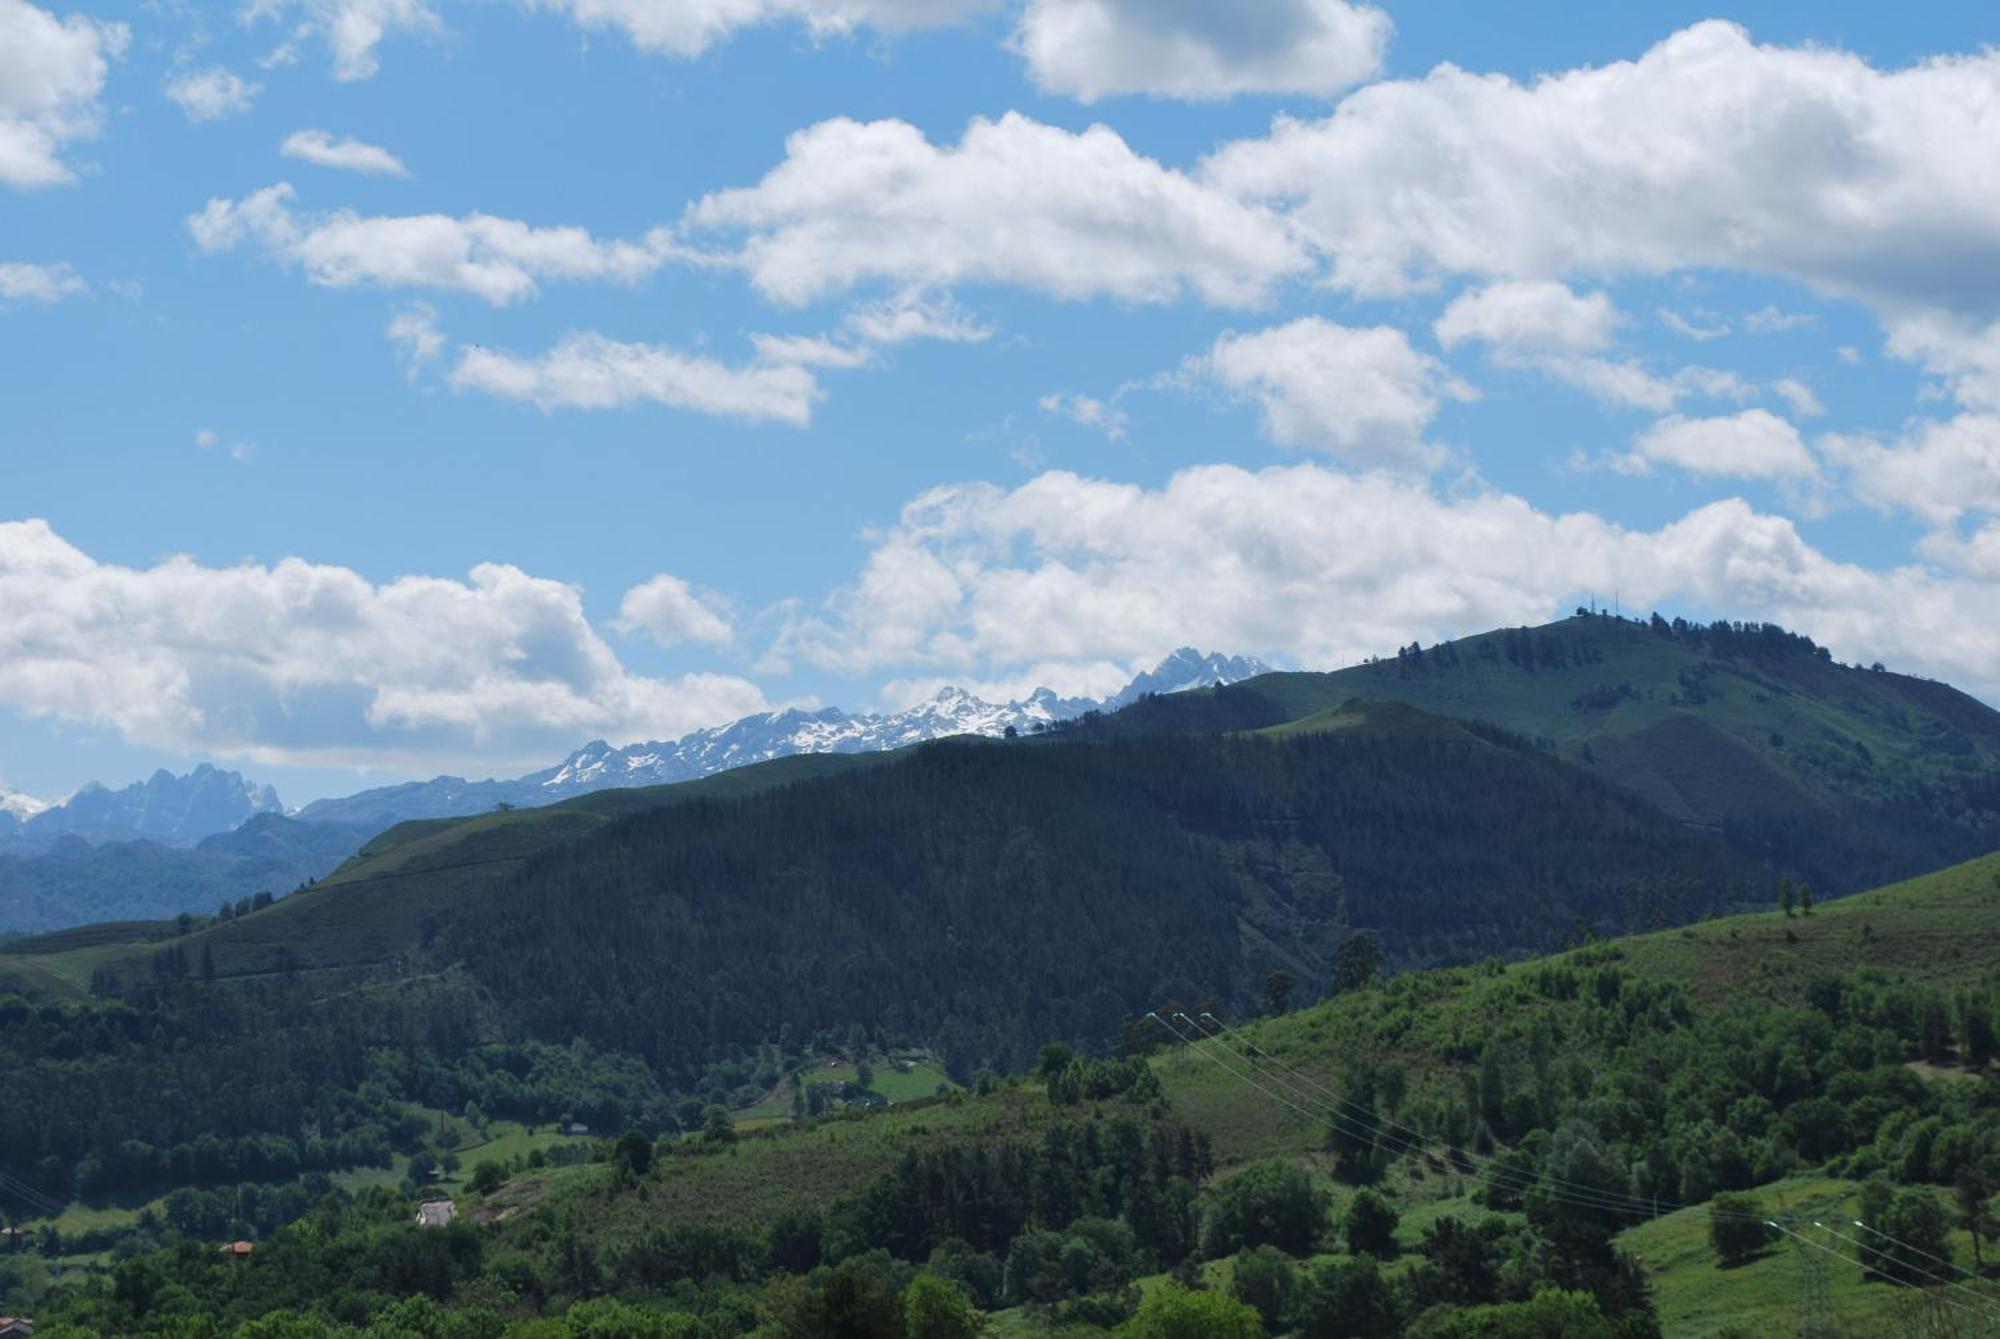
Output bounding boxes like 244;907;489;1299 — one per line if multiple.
1845;1218;2000;1308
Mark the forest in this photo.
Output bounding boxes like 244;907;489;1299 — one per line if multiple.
7;852;1997;1337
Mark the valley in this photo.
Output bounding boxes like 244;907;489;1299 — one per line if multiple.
2;615;1997;1337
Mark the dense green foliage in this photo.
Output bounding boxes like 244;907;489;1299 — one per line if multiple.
440;725;1761;1083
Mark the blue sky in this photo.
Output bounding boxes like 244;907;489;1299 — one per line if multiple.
4;0;2000;805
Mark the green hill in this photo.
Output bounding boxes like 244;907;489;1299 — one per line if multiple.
21;713;1777;1067
20;849;1989;1338
1098;613;2000;895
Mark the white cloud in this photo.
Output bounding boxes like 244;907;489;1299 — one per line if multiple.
779;462;2000;700
1015;0;1388;103
1825;414;2000;526
1203;317;1471;466
1616;409;1818;482
281;128;410;177
1205;20;2000;326
1745;305;1817;334
1435;280;1750;412
844;289;991;345
243;0;442;81
188;183;674;304
386;302;443;372
1919;521;2000;580
1039;391;1127;440
749;332;875;369
535;0;998;58
1435;280;1619;356
0;260;84;303
688;112;1307;307
0;0;125;189
616;574;734;648
165;66;259;122
449;331;823;425
0;518;769;770
1773;376;1825;418
1658;308;1728;341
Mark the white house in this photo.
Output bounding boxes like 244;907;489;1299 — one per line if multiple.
414;1200;457;1229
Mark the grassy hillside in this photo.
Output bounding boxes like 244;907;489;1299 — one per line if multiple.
1104;613;2000;896
474;849;2000;1338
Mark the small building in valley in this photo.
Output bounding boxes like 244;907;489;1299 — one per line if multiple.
0;1316;34;1337
415;1199;457;1229
217;1241;254;1259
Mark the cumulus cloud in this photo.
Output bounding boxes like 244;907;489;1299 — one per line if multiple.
1436;280;1749;411
449;331;823;425
778;463;2000;701
281;128;409;176
243;0;442;81
0;260;84;303
188;183;675;304
1203;317;1471;466
1615;409;1819;482
616;574;734;648
1015;0;1388;103
165;66;259;122
534;0;999;59
1825;414;2000;526
1435;280;1619;356
0;0;125;189
687;112;1307;307
0;518;769;771
1205;20;2000;325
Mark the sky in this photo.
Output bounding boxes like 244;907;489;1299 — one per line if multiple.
4;0;2000;806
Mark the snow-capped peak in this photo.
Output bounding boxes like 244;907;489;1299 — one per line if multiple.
299;649;1274;828
0;786;51;821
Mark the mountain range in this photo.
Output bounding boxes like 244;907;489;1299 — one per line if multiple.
295;647;1271;827
0;649;1268;932
15;613;1993;1038
0;763;282;853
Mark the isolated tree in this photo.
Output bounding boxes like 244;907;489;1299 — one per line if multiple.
701;1105;735;1147
856;1060;875;1092
1263;969;1295;1016
469;1161;506;1196
1779;877;1797;918
1707;1193;1772;1266
1798;882;1813;916
1334;933;1384;993
614;1127;653;1179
